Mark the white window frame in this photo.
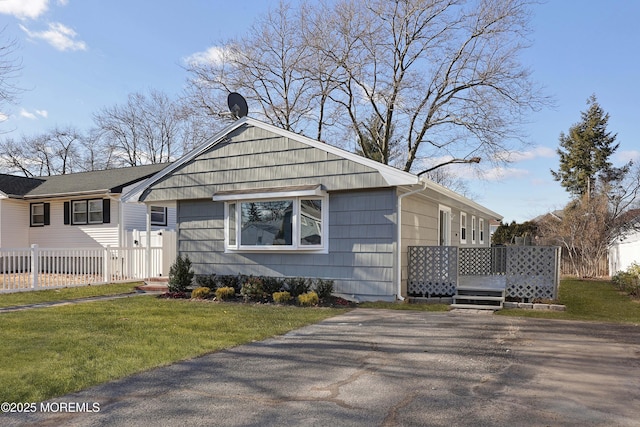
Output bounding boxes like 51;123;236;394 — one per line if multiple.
31;203;45;227
88;199;104;224
479;218;485;244
471;215;477;244
438;205;452;246
150;206;167;226
460;212;467;244
217;188;328;253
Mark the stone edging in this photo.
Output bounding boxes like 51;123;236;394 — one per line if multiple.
503;301;566;311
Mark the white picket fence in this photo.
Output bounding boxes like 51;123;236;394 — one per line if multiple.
0;244;164;293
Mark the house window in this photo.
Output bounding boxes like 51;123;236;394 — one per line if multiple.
471;215;477;244
65;199;110;225
439;205;452;246
150;206;167;226
218;187;327;252
30;202;49;227
479;218;485;244
460;212;467;244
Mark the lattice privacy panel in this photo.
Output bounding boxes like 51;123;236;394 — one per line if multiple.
459;248;507;275
506;246;560;300
408;246;457;297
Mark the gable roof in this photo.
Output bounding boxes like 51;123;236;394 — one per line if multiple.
122;117;419;203
0;174;47;198
0;164;170;200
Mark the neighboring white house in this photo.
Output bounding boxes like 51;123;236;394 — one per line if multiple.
0;164;176;249
609;211;640;274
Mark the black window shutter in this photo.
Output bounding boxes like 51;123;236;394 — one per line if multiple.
103;199;111;223
64;201;70;225
44;203;50;225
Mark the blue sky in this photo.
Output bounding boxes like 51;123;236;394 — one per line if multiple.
1;0;639;223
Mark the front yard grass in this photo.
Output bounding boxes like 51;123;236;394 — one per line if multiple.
0;282;140;308
0;296;347;403
497;278;640;324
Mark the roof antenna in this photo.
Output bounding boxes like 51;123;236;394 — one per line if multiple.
227;92;248;119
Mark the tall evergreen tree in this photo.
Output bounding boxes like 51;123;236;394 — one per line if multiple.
551;95;629;198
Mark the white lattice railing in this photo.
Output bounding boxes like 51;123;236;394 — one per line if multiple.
408;246;560;300
0;245;163;293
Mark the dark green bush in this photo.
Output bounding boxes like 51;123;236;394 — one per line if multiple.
285;277;311;297
262;276;285;295
168;255;194;293
313;279;334;299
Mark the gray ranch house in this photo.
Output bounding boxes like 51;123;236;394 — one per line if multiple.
123;118;502;301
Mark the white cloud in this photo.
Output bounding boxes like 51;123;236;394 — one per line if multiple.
185;46;228;66
479;166;529;182
495;146;556;163
20;22;87;52
0;113;8;122
0;0;49;20
18;108;48;120
20;108;37;119
616;150;640;163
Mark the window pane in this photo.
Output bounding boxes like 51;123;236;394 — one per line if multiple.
228;203;236;246
73;201;87;224
32;204;44;225
241;200;293;246
88;200;103;223
150;206;166;225
300;199;322;245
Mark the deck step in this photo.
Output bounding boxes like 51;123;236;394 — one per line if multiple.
452;286;505;310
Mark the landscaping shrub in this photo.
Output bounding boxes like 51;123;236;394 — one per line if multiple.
612;263;640;298
168;255;195;292
217;275;241;293
240;276;265;301
195;274;217;290
215;286;236;300
298;291;319;307
262;276;285;295
313;279;334;299
191;287;210;299
273;291;291;304
285;277;311;297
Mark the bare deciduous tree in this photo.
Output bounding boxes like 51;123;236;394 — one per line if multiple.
185;0;548;173
0;26;22;118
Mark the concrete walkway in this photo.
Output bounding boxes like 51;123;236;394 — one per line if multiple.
2;309;639;427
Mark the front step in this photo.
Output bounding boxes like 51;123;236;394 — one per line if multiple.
452;286;505;310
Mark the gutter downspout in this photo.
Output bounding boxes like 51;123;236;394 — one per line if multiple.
396;180;428;301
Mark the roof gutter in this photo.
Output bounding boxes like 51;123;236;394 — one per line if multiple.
396;180;428;301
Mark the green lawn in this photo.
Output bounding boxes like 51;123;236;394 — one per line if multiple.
0;296;347;403
0;282;140;308
497;278;640;324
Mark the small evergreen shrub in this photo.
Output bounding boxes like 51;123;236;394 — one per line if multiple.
285;277;311;297
168;255;195;293
612;263;640;298
262;276;285;295
240;276;265;301
298;291;319;306
195;274;217;290
191;287;210;299
313;279;334;299
215;286;236;300
217;275;241;293
272;291;291;304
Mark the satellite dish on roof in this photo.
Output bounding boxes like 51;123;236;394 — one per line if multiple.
227;92;248;119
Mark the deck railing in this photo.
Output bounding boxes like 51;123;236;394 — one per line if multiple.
0;245;163;293
408;246;561;301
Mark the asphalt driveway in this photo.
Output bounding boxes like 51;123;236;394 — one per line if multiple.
3;309;640;426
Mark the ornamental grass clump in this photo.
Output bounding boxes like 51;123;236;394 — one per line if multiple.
191;287;210;299
215;286;236;300
298;291;319;307
272;291;291;304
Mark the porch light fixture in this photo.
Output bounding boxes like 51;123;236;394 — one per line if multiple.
417;157;481;176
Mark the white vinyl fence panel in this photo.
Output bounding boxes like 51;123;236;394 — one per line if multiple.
0;244;163;293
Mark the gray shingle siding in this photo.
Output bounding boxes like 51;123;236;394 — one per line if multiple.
141;125;389;203
177;188;398;299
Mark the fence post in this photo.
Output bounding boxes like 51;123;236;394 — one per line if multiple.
30;244;39;290
103;246;110;283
